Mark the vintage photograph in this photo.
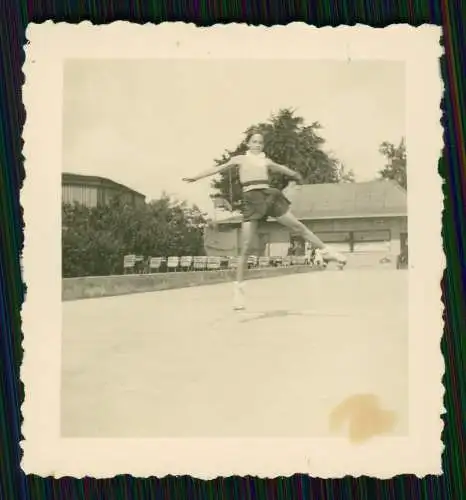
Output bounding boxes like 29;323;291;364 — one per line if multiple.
60;58;408;439
21;23;443;478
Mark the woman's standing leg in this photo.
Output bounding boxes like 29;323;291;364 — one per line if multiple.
234;220;259;310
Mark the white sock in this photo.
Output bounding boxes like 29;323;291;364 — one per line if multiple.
233;281;245;309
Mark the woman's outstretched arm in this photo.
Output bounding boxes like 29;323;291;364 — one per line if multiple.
183;156;242;183
267;160;303;183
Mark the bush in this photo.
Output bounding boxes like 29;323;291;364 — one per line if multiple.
62;195;206;277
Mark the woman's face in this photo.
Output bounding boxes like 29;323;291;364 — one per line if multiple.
248;134;264;154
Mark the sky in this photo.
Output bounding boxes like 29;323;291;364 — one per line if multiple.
62;59;405;215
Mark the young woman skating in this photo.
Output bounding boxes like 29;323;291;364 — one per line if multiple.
183;132;347;310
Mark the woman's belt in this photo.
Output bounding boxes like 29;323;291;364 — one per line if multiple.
241;180;270;189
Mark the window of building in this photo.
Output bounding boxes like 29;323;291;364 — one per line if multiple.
315;232;351;243
353;230;390;242
353;230;391;252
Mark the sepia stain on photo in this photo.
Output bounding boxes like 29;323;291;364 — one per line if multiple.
59;58;409;440
329;393;398;444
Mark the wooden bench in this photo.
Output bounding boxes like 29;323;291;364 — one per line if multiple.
228;257;239;269
123;254;136;274
149;257;164;273
258;256;271;268
193;256;207;271
180;256;193;271
247;255;258;268
207;256;222;271
167;256;180;272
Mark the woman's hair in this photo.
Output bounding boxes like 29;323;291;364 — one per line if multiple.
245;129;264;144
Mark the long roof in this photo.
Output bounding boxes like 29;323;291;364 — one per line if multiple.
216;180;407;225
62;172;145;198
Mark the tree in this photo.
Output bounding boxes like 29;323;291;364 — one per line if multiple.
378;137;407;190
210;108;347;210
335;161;356;183
62;195;207;277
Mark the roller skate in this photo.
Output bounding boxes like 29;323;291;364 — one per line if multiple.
321;247;347;270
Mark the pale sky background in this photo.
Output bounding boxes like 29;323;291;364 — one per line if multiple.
62;59;405;215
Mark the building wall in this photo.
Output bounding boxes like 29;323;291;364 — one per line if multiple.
259;223;290;257
204;222;291;257
62;183;145;208
204;216;408;257
204;224;241;256
62;184;99;207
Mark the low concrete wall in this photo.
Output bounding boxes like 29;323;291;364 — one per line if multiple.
63;265;323;301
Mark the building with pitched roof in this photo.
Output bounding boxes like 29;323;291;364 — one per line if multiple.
62;173;146;208
204;180;408;258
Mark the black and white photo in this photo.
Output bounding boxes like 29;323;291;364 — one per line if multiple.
21;23;444;478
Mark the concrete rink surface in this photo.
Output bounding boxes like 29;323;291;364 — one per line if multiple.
61;269;409;438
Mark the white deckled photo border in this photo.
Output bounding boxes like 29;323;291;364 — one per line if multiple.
21;22;445;478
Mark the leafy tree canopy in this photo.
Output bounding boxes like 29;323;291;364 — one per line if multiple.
378;137;407;190
210;108;354;210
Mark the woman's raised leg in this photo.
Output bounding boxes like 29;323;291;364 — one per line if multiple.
276;210;347;266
